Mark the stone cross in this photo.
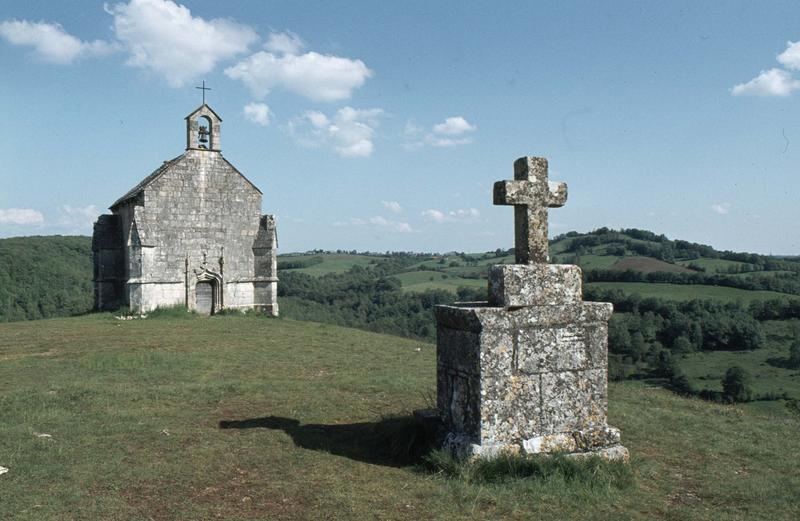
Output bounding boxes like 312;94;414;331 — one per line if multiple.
493;156;567;264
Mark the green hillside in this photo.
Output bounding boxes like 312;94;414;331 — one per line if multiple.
4;231;800;409
277;228;800;300
1;314;798;520
4;228;799;324
0;235;93;322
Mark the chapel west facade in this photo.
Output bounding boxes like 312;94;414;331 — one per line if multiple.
92;104;278;316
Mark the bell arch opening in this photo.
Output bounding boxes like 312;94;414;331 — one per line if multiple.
196;115;213;149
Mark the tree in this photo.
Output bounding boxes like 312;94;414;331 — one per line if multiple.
630;331;647;361
788;341;800;369
669;370;694;396
672;336;694;354
608;321;632;354
655;349;676;378
721;366;753;403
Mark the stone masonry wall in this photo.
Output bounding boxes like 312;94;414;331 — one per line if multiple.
111;149;276;314
435;300;623;457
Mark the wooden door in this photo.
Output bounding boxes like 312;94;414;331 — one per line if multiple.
196;281;214;315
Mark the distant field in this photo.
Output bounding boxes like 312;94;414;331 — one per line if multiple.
609;256;694;274
587;282;791;303
577;254;621;270
394;271;485;293
551;254;621;270
675;257;752;273
679;320;800;400
279;254;383;276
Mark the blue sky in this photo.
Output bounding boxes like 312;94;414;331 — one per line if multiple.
1;0;798;254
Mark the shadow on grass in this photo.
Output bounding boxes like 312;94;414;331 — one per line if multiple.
218;415;432;467
766;356;799;370
218;415;634;489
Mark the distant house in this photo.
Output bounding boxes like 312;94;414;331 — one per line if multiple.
92;104;278;316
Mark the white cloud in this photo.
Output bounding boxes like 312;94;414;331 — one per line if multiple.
0;208;44;225
306;110;329;128
226;49;372;102
0;20;117;64
106;0;257;88
432;116;476;135
382;201;402;213
289;106;383;157
333;216;412;233
404;116;476;148
58;205;99;229
732;40;800;97
425;136;474;147
243;102;271;126
264;31;304;55
421;209;446;222
731;68;800;97
710;202;731;215
777;41;800;70
404;120;423;137
422;208;480;223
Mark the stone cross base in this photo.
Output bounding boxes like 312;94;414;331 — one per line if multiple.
432;300;628;461
488;264;582;307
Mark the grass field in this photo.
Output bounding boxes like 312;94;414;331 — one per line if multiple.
279;254;383;276
553;253;622;270
587;282;791;303
678;320;800;400
393;271;485;293
675;258;752;273
1;314;799;520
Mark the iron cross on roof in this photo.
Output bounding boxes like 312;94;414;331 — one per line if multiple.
196;80;211;105
493;156;567;264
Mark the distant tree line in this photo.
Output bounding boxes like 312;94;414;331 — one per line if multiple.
585;268;800;296
278;257;459;341
587;287;800;322
559;227;800;271
277;256;324;270
584;286;800;402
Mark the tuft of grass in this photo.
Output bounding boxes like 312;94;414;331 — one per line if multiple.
146;305;195;319
422;450;634;489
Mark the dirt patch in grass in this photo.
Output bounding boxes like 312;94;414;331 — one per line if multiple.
0;348;60;361
119;474;310;521
610;257;695;274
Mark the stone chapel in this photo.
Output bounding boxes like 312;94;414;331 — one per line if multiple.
92;103;278;316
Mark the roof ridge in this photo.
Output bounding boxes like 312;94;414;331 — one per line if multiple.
110;153;185;210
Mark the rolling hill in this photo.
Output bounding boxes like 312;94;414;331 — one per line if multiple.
4;230;800;406
0;313;798;520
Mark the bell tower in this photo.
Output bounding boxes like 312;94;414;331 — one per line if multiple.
185;104;222;152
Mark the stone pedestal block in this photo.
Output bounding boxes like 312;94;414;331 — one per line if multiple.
488;264;582;307
434;300;628;460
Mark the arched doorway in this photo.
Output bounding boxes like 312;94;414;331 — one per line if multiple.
195;280;216;315
194;269;222;315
